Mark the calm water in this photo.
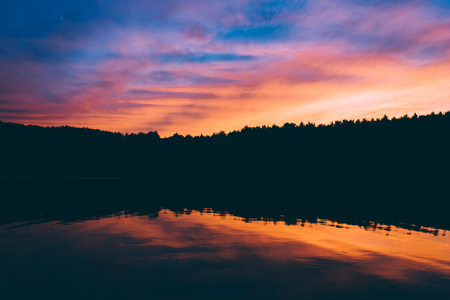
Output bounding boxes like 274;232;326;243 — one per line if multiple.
0;209;449;299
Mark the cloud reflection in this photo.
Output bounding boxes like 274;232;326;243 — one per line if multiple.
1;209;449;299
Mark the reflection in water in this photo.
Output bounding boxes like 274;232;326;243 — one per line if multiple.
0;209;449;299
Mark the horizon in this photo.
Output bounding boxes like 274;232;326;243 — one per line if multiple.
1;109;447;138
1;1;450;136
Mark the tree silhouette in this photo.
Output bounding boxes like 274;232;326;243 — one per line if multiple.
0;111;449;176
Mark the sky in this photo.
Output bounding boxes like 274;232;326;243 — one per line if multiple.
1;0;449;136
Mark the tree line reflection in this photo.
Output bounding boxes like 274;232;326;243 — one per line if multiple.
0;175;447;235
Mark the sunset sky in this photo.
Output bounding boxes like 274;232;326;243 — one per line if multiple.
1;0;450;136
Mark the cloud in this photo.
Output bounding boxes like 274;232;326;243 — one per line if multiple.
125;89;217;100
220;24;291;42
0;108;34;114
133;71;239;86
101;102;160;111
1;0;450;136
157;52;256;63
191;75;239;85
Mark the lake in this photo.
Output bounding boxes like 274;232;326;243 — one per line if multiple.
0;176;449;299
1;207;449;299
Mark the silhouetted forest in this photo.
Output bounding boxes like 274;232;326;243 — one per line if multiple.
1;112;449;230
1;111;449;176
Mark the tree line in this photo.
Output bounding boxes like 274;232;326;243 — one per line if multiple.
1;111;449;176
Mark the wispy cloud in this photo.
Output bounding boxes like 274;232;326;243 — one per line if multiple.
157;52;256;63
124;89;217;100
1;0;449;136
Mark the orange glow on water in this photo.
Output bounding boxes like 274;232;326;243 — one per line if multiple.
73;210;450;280
2;209;449;298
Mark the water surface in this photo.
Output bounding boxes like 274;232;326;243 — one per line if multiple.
1;209;449;299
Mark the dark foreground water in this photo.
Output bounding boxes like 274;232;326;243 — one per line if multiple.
0;176;449;299
0;209;449;300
